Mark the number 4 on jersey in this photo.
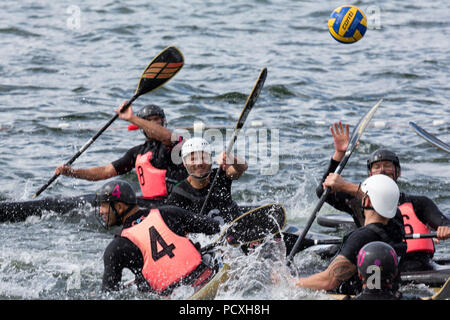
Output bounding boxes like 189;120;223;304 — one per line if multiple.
149;226;176;261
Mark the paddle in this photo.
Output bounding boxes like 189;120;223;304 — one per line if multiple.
409;122;450;153
405;232;437;239
287;232;439;253
286;99;383;266
198;68;268;216
32;46;184;199
423;277;450;300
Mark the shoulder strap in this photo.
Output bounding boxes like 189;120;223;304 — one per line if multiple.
366;223;407;258
366;223;391;243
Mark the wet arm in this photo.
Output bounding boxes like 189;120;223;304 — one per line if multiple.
160;205;221;236
414;196;450;229
55;163;117;181
295;255;356;291
129;115;177;147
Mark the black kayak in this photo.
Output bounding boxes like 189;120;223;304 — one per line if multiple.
317;213;356;228
0;193;257;223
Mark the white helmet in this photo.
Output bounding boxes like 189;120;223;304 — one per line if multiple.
360;174;399;219
181;137;211;160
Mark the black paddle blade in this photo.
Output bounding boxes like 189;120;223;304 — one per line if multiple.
225;203;286;245
135;46;184;97
234;67;267;132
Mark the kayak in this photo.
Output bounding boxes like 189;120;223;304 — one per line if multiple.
0;193;258;223
327;277;450;300
188;263;230;300
317;213;356;229
400;267;450;286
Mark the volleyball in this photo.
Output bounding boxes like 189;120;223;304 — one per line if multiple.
328;5;367;44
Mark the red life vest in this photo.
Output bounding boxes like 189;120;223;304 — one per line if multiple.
399;202;435;254
135;152;168;197
121;209;202;294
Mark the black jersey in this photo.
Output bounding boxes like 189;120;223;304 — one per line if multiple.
166;168;242;223
334;222;406;295
339;223;405;265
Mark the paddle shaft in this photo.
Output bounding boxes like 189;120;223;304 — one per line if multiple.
298;232;438;248
405;232;437;239
198;130;238;216
198;68;267;216
286;158;349;266
32;97;137;198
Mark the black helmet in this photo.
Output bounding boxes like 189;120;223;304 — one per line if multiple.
367;149;400;171
357;241;399;284
96;180;137;205
137;104;166;126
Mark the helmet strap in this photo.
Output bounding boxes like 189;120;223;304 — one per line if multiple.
189;170;211;181
360;194;375;220
183;156;212;181
111;202;135;226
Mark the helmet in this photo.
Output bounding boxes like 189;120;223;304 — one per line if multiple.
95;180;137;205
137;104;166;126
181;137;211;160
357;241;399;284
367;149;400;172
360;174;399;219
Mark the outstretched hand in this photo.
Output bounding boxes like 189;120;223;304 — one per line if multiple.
330;121;350;162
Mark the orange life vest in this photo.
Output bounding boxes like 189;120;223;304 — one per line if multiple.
135;152;168;197
399;202;435;254
121;209;202;294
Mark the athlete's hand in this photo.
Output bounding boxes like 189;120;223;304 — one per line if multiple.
323;173;345;193
436;226;450;240
217;151;233;171
55;164;74;177
331;121;352;162
115;100;134;122
331;121;350;152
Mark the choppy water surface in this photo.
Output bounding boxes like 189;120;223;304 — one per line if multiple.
0;0;449;300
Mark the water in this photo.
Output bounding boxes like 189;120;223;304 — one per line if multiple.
0;0;449;300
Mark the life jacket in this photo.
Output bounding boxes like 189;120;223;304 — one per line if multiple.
135;152;168;197
399;202;435;254
121;209;202;294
